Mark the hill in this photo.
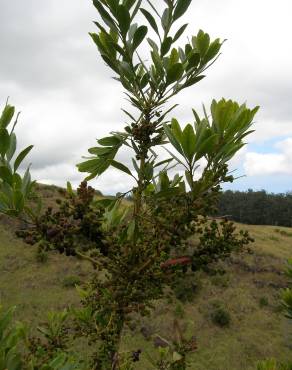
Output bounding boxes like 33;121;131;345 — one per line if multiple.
0;185;291;369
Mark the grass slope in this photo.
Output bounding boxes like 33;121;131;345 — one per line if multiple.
0;185;291;369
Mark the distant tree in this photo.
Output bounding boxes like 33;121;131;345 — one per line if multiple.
216;190;292;227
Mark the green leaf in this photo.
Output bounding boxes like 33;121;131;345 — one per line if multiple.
140;73;149;89
99;30;116;58
103;55;119;73
166;63;183;84
116;5;130;36
187;52;200;69
163;123;183;154
13;173;22;190
183;75;205;89
178;47;186;62
154;158;173;168
0;306;16;333
173;24;188;42
196;30;210;58
124;0;136;10
160;171;170;190
90;32;106;54
109;160;132;176
13;190;24;211
147;37;159;52
161;8;170;31
111;41;126;57
66;181;74;196
93;0;117;30
161;37;173;56
0;105;15;129
173;0;192;21
154;187;180;199
127;219;136;240
77;159;104;173
6;133;16;161
98;136;121;146
151;50;164;75
107;0;119;14
169;48;179;67
119;61;135;80
195;133;218;160
204;38;221;62
181;124;196;161
95;198;116;208
173;351;183;362
170;119;183;147
14;145;33;172
0;191;11;208
21;167;32;196
88;146;113;156
130;0;142;21
0;166;13;185
140;8;159;36
0;128;10;157
192;108;201;125
132;25;148;50
93;21;107;34
144;162;153;181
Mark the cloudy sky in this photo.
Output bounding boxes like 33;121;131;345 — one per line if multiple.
0;0;291;194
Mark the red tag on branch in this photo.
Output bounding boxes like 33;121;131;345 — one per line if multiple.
161;256;192;269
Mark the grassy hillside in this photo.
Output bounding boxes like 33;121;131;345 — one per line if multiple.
0;185;291;369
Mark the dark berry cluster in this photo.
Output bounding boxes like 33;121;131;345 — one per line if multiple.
16;182;107;257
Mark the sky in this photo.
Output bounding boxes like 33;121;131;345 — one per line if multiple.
0;0;292;195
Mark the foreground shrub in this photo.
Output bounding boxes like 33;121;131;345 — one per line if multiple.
0;0;258;368
256;359;292;370
0;306;83;370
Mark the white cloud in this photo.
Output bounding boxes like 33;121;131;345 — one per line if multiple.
244;138;292;176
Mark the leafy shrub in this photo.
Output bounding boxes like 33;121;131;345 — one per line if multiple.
275;229;292;237
257;359;279;370
269;235;279;242
36;247;49;263
259;296;269;308
0;306;83;370
62;275;81;288
172;276;200;303
211;273;230;288
282;259;292;319
256;359;292;370
0;306;23;370
174;303;185;319
210;304;231;327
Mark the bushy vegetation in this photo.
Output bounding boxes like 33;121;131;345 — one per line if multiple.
210;304;231;327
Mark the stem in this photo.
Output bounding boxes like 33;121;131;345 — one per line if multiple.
93;313;125;370
134;154;145;218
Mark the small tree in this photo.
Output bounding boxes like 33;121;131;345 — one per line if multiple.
0;1;258;369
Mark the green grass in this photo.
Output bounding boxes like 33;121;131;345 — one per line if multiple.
0;186;292;369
